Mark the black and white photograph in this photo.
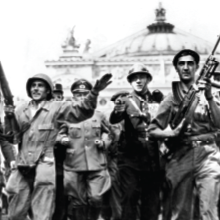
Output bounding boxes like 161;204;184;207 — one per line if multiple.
0;0;220;219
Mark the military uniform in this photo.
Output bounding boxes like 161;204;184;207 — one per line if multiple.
149;49;220;220
149;89;220;220
110;90;161;220
5;74;98;220
101;121;123;220
61;79;112;220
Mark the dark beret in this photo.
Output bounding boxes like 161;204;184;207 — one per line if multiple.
173;49;200;66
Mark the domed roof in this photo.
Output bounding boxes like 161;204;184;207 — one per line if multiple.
93;3;219;59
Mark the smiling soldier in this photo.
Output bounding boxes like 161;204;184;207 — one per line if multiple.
5;73;112;220
148;49;220;220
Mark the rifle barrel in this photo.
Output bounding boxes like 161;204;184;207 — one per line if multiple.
211;34;220;55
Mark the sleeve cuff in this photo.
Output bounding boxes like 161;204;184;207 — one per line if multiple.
91;89;99;96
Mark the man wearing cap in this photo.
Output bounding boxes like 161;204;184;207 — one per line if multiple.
59;78;113;220
5;73;112;220
109;63;162;220
53;83;64;101
148;49;220;220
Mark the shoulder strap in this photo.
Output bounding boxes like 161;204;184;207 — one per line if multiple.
128;96;142;115
172;81;184;104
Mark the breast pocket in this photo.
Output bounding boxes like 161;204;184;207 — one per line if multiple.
38;124;54;140
91;122;101;138
69;124;82;139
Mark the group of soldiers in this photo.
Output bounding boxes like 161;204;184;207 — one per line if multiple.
0;48;220;220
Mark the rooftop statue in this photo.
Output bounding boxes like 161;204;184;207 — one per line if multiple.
82;39;91;53
62;26;80;49
155;2;166;22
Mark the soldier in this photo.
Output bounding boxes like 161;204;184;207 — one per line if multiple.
109;63;162;220
148;49;220;220
59;79;113;220
101;91;130;220
5;73;112;220
53;83;64;101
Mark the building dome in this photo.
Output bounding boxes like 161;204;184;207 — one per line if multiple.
94;3;219;59
45;2;220;105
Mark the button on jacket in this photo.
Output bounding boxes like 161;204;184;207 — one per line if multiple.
109;91;160;171
109;90;161;220
64;110;111;171
15;93;98;166
6;92;98;220
110;91;153;152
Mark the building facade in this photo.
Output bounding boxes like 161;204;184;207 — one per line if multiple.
45;3;220;111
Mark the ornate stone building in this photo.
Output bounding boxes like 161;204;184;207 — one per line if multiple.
45;3;220;110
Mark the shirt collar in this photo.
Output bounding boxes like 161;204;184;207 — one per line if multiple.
131;90;151;102
28;100;50;111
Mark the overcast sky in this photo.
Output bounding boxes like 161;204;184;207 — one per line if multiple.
0;0;220;97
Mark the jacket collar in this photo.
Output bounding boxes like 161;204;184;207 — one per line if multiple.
23;100;50;120
130;90;152;102
27;100;50;111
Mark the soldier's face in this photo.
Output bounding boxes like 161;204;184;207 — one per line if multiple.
30;80;49;101
73;92;89;101
175;55;199;83
130;73;149;92
53;92;63;101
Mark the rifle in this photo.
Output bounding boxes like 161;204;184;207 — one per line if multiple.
0;62;20;143
171;35;220;130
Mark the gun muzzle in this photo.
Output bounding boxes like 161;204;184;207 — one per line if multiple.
115;98;125;105
94;139;101;145
94;139;104;149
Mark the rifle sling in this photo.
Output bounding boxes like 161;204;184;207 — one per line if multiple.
172;81;184;104
129;97;143;115
172;81;199;133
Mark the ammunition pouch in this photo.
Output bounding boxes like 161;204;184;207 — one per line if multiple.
17;164;36;177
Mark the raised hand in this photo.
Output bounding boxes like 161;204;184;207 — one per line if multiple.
93;73;112;93
198;78;213;100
